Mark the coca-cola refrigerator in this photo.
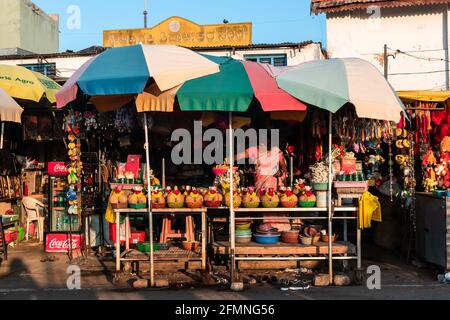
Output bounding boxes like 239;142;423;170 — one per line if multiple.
45;162;83;253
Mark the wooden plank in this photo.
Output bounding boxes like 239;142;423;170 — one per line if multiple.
212;241;353;255
234;207;327;212
140;260;202;271
238;260;298;270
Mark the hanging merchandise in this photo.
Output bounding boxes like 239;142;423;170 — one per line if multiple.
64;110;83;219
114;107;137;133
83;111;98;132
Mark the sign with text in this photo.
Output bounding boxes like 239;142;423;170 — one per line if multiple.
103;16;252;48
48;162;68;175
46;233;85;253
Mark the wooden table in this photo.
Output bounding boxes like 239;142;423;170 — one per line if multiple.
114;208;207;272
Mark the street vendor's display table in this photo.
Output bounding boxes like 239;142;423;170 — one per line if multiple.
113;208;207;272
224;207;361;271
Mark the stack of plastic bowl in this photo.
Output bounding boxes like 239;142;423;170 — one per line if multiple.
235;220;252;243
254;223;280;244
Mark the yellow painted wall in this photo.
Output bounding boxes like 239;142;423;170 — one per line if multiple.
0;0;59;54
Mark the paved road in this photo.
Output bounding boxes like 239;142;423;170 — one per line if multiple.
1;282;450;300
1;242;450;300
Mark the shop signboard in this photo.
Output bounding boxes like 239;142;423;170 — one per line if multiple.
104;16;252;48
45;233;85;253
48;162;69;175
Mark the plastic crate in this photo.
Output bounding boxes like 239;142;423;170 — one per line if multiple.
4;230;17;244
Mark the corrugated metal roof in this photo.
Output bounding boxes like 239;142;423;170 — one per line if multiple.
311;0;450;13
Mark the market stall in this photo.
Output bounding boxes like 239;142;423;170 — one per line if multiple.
396;90;450;271
56;46;405;288
0;64;62;253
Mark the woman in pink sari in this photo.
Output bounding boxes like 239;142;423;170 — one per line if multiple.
235;141;287;193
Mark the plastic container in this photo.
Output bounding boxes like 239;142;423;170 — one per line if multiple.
128;203;147;209
235;229;252;236
299;201;316;208
236;235;252;243
313;182;328;191
236;223;251;230
254;233;280;244
137;242;158;252
316;191;328;208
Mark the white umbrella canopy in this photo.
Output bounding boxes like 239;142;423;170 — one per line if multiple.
277;58;405;123
0;87;23;123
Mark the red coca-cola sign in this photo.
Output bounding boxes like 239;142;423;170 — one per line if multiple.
45;234;85;253
48;162;69;175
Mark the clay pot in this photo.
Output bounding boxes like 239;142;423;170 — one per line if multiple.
182;241;200;251
321;234;337;243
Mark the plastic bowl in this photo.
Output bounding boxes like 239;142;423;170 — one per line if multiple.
236;223;252;230
300;236;312;245
313;182;328;191
236;229;252;237
261;201;280;208
137;242;158;252
299;201;316;208
243;201;260;208
254;233;280;244
236;235;252;243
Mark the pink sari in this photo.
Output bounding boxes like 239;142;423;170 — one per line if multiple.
247;146;286;193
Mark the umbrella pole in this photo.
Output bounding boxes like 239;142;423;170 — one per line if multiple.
328;112;333;285
144;113;154;287
229;112;236;284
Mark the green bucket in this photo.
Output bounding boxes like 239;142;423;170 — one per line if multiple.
14;226;24;242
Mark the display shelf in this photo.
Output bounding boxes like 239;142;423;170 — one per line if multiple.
120;246;202;262
114;208;207;272
212;241;355;256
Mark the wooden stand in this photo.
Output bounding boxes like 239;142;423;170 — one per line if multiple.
160;215;195;243
336;193;363;207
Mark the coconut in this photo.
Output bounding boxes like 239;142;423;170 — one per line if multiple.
185;189;203;208
110;194;119;204
128;195;138;204
138;195;147;204
280;191;298;208
242;188;260;208
261;189;280;208
224;192;242;208
119;195;128;204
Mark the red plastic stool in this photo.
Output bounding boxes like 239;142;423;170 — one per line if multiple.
159;215;195;244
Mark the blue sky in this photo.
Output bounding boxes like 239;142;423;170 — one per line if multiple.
33;0;326;52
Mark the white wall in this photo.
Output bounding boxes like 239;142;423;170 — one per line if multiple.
326;4;449;90
0;56;92;79
203;43;325;66
0;43;324;80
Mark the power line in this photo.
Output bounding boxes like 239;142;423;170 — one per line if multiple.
389;69;449;76
387;46;450;63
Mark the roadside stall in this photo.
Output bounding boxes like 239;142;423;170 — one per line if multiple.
0;64;63;256
396;90;450;271
56;46;404;287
